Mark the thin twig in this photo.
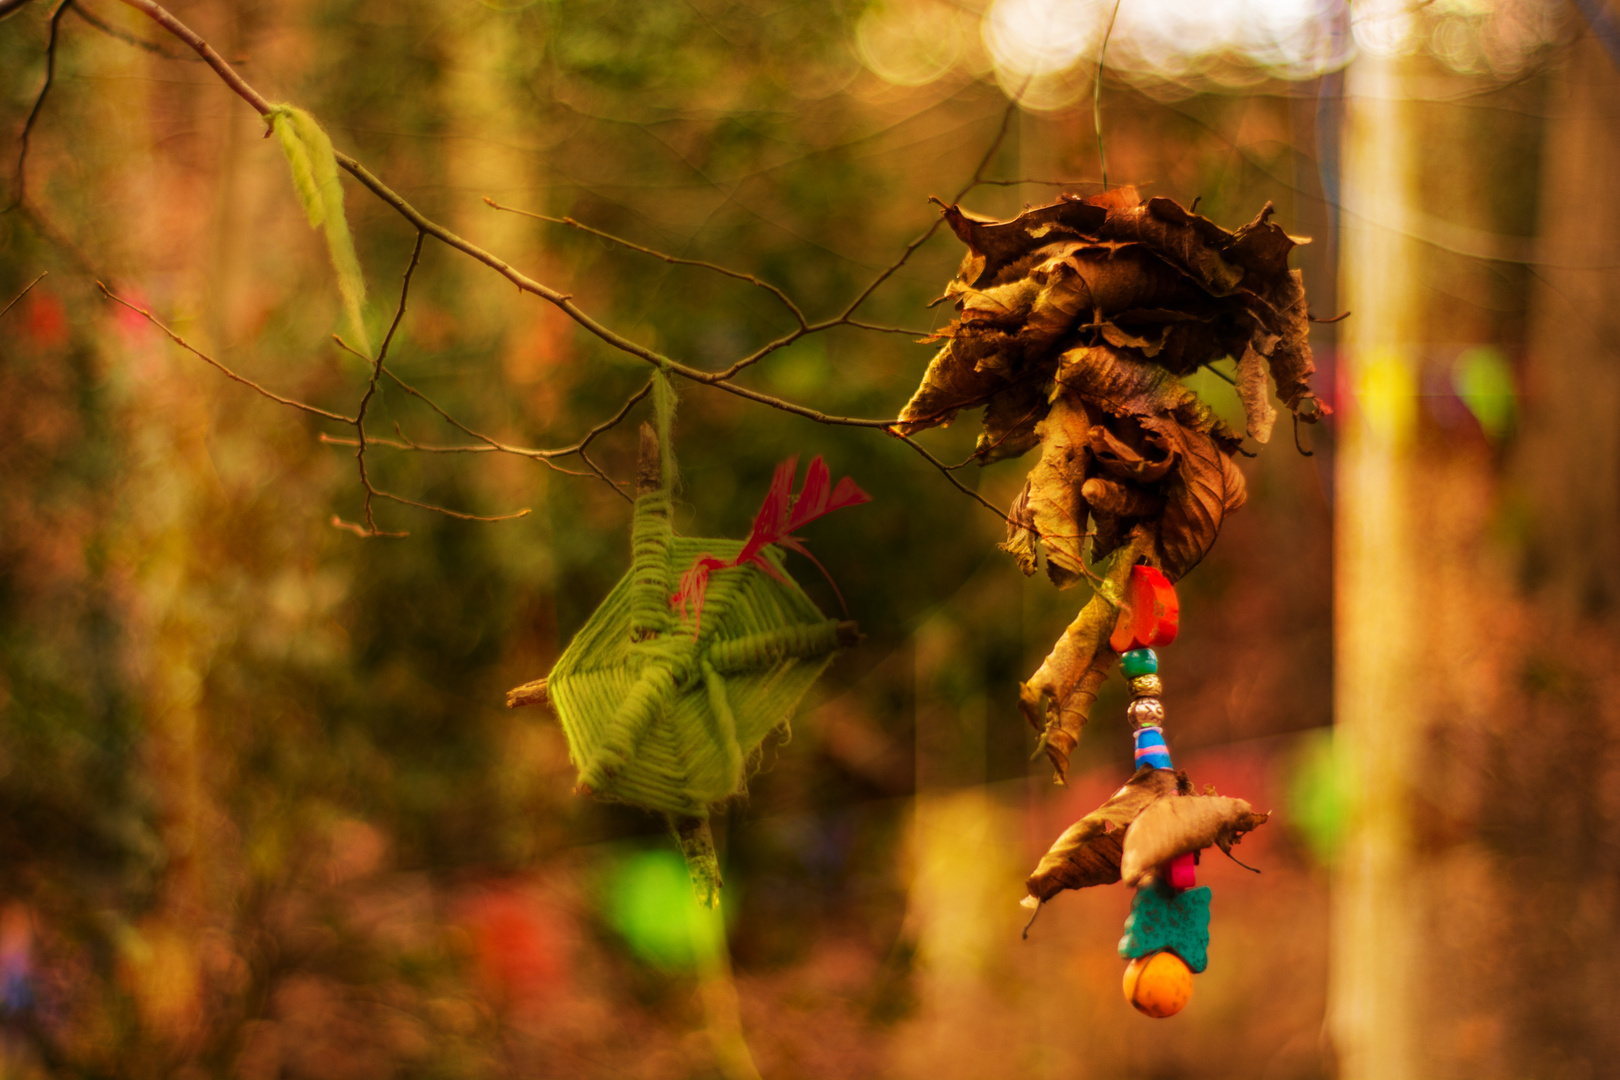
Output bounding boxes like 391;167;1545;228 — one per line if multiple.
112;0;1065;535
1095;0;1124;192
98;283;355;422
113;0;271;112
890;431;1012;528
486;198;808;328
832;95;1024;329
331;515;407;539
978;178;1104;189
8;0;70;211
333;334;637;502
68;0;188;56
319;432;601;481
352;230;424;535
112;1;906;429
0;271;47;322
373;489;530;523
844;319;935;337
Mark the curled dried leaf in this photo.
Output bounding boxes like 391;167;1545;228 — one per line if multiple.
975;376;1049;464
999;393;1092;587
1026;767;1185;901
1018;528;1151;778
1142;417;1248;580
1080;476;1163;519
1236;344;1278;444
1119;794;1270;887
896;338;1014;434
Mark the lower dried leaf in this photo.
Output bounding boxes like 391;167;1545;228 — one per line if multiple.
1119;794;1269;887
1026;767;1184;901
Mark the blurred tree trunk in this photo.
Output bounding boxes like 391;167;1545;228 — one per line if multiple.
1334;18;1620;1080
1518;24;1620;614
1490;18;1620;1078
1329;46;1423;1080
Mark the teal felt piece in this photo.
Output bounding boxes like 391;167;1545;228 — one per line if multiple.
1118;885;1211;973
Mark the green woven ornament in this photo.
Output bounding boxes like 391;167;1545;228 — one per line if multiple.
513;373;866;905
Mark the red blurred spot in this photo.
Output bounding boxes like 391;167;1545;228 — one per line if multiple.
25;293;66;348
458;887;564;1005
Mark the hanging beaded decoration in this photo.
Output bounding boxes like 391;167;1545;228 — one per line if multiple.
1022;564;1269;1018
890;186;1320;1020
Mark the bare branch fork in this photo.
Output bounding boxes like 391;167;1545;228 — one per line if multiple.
54;0;1035;539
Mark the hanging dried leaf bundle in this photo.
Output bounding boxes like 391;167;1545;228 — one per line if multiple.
902;187;1323;780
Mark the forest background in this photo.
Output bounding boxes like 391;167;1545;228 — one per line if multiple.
0;0;1616;1078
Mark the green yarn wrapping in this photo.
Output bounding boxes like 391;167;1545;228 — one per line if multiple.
546;374;849;905
549;532;841;817
266;104;370;355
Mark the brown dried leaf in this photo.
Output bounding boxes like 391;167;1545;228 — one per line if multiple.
999;392;1091;587
1085;420;1176;484
1119;794;1270;887
938;198;1109;288
1002;482;1040;578
1225;202;1302;279
1142;416;1248;581
1035;244;1203;320
1081;476;1163;519
1255;268;1317;413
975;377;1049;464
1026;767;1185;901
903;194;1319;458
896;337;1012;433
1099;320;1171;357
1236;343;1278;443
1055;345;1239;443
1018;528;1152;779
951;275;1042;328
1094;197;1246;296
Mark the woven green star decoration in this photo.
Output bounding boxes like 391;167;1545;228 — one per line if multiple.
507;374;866;905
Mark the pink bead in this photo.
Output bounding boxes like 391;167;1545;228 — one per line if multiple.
1168;853;1197;890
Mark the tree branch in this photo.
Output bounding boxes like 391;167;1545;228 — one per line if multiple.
485;198;808;329
331;334;640;502
98;283;355;423
8;0;69;211
0;271;47;322
113;0;270;112
105;0;1055;538
352;230;424;536
68;0;191;58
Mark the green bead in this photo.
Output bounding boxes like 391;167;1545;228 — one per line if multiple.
1121;648;1158;678
1119;885;1210;973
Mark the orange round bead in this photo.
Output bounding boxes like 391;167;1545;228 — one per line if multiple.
1122;950;1192;1018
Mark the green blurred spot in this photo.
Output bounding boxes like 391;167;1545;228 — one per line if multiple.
1287;729;1352;866
1452;346;1516;441
604;848;725;970
1180;363;1246;432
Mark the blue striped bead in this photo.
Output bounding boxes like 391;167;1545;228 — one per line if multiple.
1134;725;1173;770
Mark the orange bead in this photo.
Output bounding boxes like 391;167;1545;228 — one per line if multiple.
1110;566;1181;654
1122;950;1192;1018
